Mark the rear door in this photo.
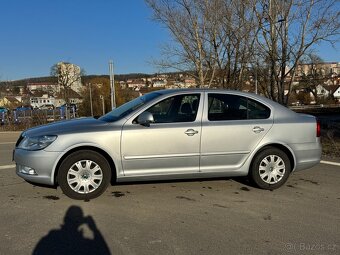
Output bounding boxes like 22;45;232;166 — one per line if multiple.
200;92;273;172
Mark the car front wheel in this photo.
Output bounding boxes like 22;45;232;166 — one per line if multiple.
58;150;111;200
249;147;291;190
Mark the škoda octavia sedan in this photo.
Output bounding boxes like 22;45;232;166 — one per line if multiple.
14;89;321;199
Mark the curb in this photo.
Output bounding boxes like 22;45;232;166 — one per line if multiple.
0;131;22;134
320;160;340;167
0;164;16;170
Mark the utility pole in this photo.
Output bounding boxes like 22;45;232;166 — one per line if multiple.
255;62;258;95
100;95;105;115
109;60;116;110
89;83;93;116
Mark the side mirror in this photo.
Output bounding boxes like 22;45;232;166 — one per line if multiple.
137;111;154;127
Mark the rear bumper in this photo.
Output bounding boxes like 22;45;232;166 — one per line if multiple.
290;141;322;171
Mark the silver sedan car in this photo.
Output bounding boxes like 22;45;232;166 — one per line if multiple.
14;89;321;199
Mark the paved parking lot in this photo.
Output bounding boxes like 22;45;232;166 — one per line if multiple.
0;132;339;254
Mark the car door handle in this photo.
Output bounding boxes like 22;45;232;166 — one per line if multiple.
184;129;198;136
252;126;265;133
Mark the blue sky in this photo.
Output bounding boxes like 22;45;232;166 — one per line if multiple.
0;0;339;81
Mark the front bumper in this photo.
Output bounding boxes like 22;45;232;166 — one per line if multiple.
14;148;61;185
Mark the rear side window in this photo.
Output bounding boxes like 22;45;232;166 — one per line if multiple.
208;94;270;121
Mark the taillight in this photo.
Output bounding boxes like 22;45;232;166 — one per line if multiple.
316;120;321;137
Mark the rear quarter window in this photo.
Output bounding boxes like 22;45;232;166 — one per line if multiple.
247;98;271;119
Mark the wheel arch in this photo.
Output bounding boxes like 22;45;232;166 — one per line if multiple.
250;143;296;172
53;146;117;185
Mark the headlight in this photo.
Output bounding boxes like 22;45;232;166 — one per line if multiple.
18;135;57;151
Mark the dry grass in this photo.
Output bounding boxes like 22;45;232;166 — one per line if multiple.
0;123;27;132
321;125;340;159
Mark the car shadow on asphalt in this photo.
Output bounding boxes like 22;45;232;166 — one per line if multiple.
25;176;256;196
112;176;257;189
32;206;111;255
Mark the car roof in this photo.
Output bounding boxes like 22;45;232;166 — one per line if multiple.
155;88;273;104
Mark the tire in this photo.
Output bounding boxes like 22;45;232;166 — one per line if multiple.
58;150;111;200
249;147;291;190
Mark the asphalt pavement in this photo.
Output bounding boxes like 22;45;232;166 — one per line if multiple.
0;132;339;255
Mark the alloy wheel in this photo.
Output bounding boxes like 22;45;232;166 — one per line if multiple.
258;155;286;184
66;160;103;194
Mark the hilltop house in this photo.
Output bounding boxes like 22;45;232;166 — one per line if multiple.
296;62;340;77
152;80;167;88
126;79;146;90
0;96;21;108
27;82;60;95
30;94;57;108
331;86;340;102
26;80;83;108
48;89;83;107
184;78;196;87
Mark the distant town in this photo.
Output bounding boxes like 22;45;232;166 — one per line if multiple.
0;61;340;114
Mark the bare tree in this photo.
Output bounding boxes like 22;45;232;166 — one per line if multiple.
146;0;339;100
50;62;85;103
218;0;258;89
146;0;260;89
255;0;340;105
298;54;325;103
146;0;213;87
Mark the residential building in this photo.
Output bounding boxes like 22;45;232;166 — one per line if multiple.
184;78;196;87
152;80;167;88
332;86;340;101
0;96;21;108
57;62;83;93
315;84;330;98
60;89;83;105
173;81;185;88
126;79;146;89
296;62;340;77
119;81;127;89
30;94;56;108
27;82;60;95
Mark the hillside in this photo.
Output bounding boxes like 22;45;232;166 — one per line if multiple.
0;73;154;87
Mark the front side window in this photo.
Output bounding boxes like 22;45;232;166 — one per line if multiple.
145;94;200;123
208;94;270;121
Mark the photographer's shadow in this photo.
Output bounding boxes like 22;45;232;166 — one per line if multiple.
33;206;111;255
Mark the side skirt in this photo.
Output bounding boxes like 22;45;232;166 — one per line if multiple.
116;170;248;183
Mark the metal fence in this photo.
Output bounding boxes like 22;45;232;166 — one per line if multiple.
0;107;77;130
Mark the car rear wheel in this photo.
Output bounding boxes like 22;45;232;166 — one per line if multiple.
249;147;291;190
58;150;111;200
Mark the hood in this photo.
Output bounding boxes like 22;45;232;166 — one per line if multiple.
23;117;111;137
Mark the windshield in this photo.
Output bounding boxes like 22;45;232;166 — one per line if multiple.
99;92;161;122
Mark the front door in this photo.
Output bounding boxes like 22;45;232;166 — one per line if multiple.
121;93;202;176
